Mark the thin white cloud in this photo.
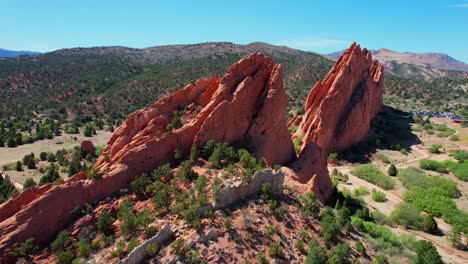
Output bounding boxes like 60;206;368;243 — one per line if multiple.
453;3;468;7
273;37;347;50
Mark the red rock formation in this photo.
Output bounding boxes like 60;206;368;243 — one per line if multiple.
0;53;295;262
81;140;96;156
292;43;383;199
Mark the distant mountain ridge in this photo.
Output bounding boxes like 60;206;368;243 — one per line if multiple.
0;42;465;121
0;48;40;58
328;48;468;79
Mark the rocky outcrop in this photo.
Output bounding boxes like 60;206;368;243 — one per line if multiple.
0;185;51;222
294;42;383;154
116;224;174;264
291;43;383;200
81;140;96;156
213;169;284;209
0;53;295;262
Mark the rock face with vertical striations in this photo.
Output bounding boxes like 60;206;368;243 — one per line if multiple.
291;42;384;200
0;53;296;262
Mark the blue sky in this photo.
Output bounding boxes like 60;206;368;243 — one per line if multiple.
1;0;468;62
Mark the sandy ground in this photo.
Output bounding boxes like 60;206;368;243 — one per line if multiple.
0;130;112;184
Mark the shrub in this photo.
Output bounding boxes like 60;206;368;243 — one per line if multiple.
177;160;198;181
404;187;468;233
16;161;23;171
419;159;448;173
224;217;232;231
377;154;391;164
352;164;395;190
131;173;153;199
39;152;47;161
150;181;172;212
51;230;72;252
320;208;340;245
305;238;327;264
412;240;443;264
136;208;153;229
39;166;61;185
354;186;370;196
449;149;468;162
356;240;366;255
268;241;284;258
400;148;408;155
372;191;387;202
261;182;275;201
450;134;459;141
296;239;306;254
146;242;159;257
118;201;137;236
329;243;352;264
9;238;38;257
330;169;348;184
388;164;398;176
257;252;268;264
127;238;139;253
351;217;400;247
77;242;91;258
390;203;438;233
190;144;199;162
23;178;37;189
56;250;75;264
446;160;468;181
170;238;188;255
429;144;442;154
97;210;115;235
144;226;159;238
328;152;338;160
300;192;320;216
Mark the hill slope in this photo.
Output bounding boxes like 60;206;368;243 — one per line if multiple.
0;49;40;58
0;42;466;123
0;42;333;120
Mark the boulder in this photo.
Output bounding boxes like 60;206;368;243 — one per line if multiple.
80;140;96;156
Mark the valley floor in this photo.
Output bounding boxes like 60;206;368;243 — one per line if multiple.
336;117;468;264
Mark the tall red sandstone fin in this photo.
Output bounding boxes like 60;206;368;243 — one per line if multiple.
291;42;383;202
0;53;295;262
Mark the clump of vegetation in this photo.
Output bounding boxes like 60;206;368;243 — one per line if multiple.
146;242;159;257
371;191;387;202
268;241;284;258
354;186;370;196
390;203;438;234
377;153;391;164
419;159;448;173
404;187;468;233
388;164;398;176
398;168;459;198
9;238;38;258
23;178;37;189
305;238;327;264
39;165;61;185
352;164;395;190
412;240;443;264
0;176;17;203
429;144;442;154
330;168;348;185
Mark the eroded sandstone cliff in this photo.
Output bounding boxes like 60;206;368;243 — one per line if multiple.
291;42;383;198
0;53;296;261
